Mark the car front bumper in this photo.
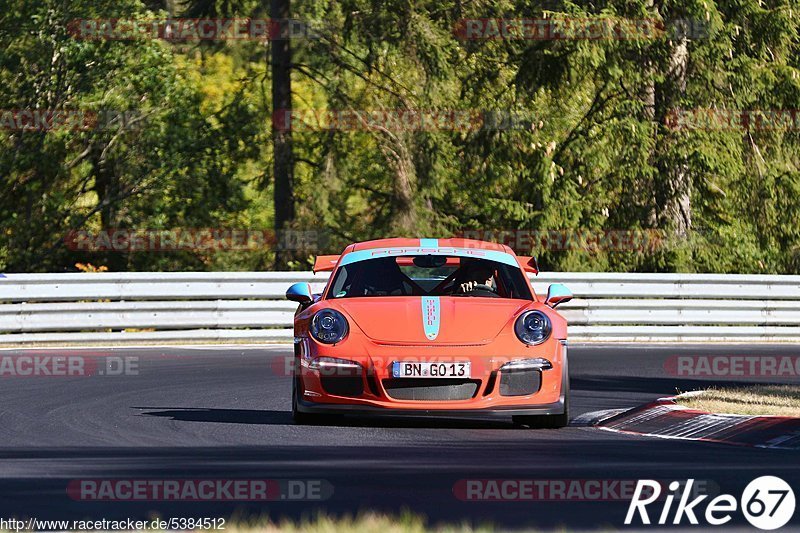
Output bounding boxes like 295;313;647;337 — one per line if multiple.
295;397;566;418
294;337;569;416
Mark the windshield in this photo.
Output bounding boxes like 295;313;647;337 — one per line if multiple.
328;255;532;300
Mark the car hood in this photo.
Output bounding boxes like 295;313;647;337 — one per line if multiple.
337;297;531;344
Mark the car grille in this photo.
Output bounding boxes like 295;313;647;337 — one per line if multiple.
382;378;481;401
499;369;542;396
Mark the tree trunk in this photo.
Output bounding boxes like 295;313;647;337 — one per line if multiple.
654;38;691;237
91;141;126;271
271;0;295;268
642;2;691;237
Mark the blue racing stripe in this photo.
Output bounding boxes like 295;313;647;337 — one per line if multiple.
421;296;441;341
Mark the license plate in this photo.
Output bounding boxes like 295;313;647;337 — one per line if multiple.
391;361;471;378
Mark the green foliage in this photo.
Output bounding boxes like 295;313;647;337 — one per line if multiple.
1;0;799;273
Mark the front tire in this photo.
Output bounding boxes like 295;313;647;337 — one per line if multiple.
512;408;568;429
513;363;570;429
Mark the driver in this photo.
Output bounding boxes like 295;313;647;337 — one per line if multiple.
454;259;496;294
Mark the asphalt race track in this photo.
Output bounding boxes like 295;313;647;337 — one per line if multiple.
1;344;799;530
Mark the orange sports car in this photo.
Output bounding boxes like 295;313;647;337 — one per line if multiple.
285;238;573;427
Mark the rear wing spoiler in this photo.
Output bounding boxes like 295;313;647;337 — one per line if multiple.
517;256;539;275
315;253;535;273
313;255;340;273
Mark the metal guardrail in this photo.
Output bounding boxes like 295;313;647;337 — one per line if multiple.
1;272;800;344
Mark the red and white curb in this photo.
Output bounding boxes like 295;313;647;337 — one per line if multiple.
588;395;800;450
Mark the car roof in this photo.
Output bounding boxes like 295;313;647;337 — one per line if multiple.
349;238;513;254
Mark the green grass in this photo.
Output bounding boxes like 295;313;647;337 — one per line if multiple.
677;385;800;417
230;512;496;533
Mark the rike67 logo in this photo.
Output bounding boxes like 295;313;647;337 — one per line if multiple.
626;477;795;530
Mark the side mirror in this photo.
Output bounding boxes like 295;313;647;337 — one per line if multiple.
545;283;572;308
286;282;313;304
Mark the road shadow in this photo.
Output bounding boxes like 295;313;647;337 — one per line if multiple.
134;406;524;429
134;407;293;425
572;375;795;396
139;372;767;430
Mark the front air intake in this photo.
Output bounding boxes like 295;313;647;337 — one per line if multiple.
382;378;480;401
320;376;364;397
499;369;541;396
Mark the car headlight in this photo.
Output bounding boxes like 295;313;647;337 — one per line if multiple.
514;310;552;345
310;309;349;344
